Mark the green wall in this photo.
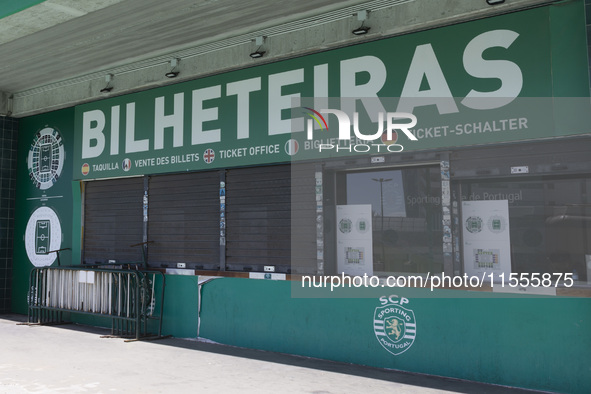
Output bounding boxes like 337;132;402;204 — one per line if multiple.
8;2;591;392
161;275;200;338
72;3;590;180
0;0;47;19
199;277;591;393
12;108;75;314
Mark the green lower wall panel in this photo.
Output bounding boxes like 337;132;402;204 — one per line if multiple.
65;313;113;330
198;277;591;393
161;275;199;338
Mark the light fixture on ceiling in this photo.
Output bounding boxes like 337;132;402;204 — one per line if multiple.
99;74;113;93
249;36;266;59
486;0;505;4
352;10;370;36
165;58;180;78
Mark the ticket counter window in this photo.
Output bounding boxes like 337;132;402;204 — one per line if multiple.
460;176;591;284
336;166;443;275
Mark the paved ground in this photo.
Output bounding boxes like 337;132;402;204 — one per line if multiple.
0;314;544;394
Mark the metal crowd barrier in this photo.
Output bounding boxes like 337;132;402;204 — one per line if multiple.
27;267;166;341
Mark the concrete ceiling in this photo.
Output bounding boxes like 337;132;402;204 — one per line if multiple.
1;0;552;117
0;0;369;94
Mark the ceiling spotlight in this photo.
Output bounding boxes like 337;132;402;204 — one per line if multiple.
249;36;266;59
249;50;265;59
352;26;371;35
100;74;113;93
165;58;180;78
352;10;371;36
486;0;505;4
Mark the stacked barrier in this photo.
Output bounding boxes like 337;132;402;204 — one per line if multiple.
28;267;165;341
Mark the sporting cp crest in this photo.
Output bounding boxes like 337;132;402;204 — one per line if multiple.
374;300;416;355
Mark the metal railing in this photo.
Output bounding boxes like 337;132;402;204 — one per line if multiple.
27;267;166;341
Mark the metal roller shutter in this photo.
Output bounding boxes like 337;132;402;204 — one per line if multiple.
83;177;144;264
225;164;316;273
290;163;317;275
147;171;220;269
83;165;316;273
225;165;291;272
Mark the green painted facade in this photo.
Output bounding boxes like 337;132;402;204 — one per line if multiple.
199;277;591;393
8;1;591;392
72;5;589;180
0;0;47;20
161;275;200;338
12;108;76;313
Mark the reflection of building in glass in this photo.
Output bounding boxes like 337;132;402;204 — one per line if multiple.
342;167;443;274
463;176;591;281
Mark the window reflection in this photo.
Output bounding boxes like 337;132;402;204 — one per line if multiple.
338;166;443;275
462;176;591;283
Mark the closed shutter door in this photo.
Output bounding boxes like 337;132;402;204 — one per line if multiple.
290;163;317;274
147;171;219;269
225;165;292;272
83;177;144;264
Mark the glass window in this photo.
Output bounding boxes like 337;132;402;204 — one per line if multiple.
460;176;591;284
336;166;443;275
